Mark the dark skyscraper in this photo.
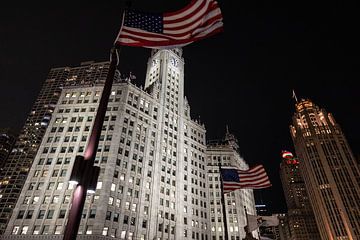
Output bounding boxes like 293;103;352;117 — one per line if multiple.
290;99;360;239
0;128;16;168
279;150;320;239
0;61;113;233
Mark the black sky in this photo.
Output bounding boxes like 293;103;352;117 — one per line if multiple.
0;1;359;213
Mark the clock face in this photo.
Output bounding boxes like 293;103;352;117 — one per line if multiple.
170;57;178;67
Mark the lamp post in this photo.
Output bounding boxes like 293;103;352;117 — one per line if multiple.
63;46;119;240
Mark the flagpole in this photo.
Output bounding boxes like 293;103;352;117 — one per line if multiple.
218;162;229;240
62;45;119;240
244;206;249;233
243;206;257;240
62;1;133;238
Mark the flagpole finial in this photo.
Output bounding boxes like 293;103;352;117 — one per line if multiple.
292;89;298;103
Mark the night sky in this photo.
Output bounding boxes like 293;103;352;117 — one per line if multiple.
0;1;359;213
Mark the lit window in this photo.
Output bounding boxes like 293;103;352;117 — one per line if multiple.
102;227;109;236
86;226;92;235
56;182;63;190
12;226;20;235
54;225;62;235
33;226;40;235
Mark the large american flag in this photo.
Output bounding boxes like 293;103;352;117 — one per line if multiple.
115;0;224;48
220;165;272;194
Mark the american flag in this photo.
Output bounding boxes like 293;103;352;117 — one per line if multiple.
115;0;224;48
220;165;272;194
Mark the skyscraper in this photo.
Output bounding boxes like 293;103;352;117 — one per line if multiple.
206;129;257;240
290;98;360;239
0;61;114;233
0;128;16;168
3;49;211;239
279;150;320;239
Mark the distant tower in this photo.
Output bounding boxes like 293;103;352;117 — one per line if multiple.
290;98;360;239
279;150;320;239
0;128;16;168
206;128;257;240
0;61;115;233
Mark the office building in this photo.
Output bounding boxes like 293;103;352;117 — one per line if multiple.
0;128;16;168
279;150;320;239
0;61;114;233
290;98;360;239
206;130;257;240
4;49;209;240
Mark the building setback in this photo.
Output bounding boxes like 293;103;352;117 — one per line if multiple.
290;99;360;239
0;61;114;233
2;49;257;240
279;151;320;239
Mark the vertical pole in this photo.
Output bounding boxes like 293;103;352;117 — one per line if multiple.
244;206;249;234
218;162;229;240
62;46;119;240
243;206;257;240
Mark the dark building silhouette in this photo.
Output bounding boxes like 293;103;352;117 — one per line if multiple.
279;150;320;239
0;128;16;168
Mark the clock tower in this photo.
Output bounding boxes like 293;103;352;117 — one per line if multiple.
144;48;184;106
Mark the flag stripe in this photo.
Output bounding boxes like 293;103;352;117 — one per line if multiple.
221;164;272;194
164;0;205;19
116;0;223;48
164;0;209;26
118;20;223;47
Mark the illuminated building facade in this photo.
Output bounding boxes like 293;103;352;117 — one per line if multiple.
0;61;113;234
290;99;360;239
3;49;210;240
0;128;16;169
206;130;257;240
279;150;320;239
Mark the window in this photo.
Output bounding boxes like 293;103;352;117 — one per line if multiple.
20;225;29;235
86;226;92;235
17;210;25;219
60;169;67;177
52;195;60;204
54;225;62;235
102;227;109;236
38;210;45;219
33;226;40;235
57;182;64;190
32;196;40;203
47;210;54;219
12;226;20;235
106;211;112;220
59;209;66;219
89;209;96;218
123;215;129;224
114;213;119;222
52;170;59;177
47;182;55;190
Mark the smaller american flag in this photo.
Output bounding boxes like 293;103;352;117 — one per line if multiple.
220;165;271;194
115;0;223;48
